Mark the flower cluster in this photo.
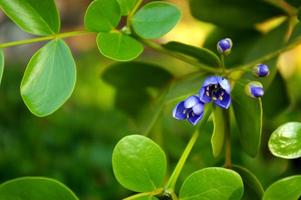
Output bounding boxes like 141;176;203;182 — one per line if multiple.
173;76;231;125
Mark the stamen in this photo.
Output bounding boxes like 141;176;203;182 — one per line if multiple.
206;86;209;91
206;91;210;96
218;96;223;100
214;84;218;89
212;96;217;100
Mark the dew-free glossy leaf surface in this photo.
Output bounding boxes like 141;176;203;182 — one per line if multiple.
163;41;220;67
232;79;263;157
268;122;301;159
0;177;79;200
21;39;76;117
112;135;167;192
117;0;138;15
84;0;121;32
179;167;244;200
233;165;264;200
263;175;301;200
97;32;143;61
0;0;60;35
211;106;226;157
0;49;4;86
132;2;181;39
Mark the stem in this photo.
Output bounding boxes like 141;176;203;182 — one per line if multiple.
123;188;163;200
0;31;93;48
265;0;298;16
127;0;143;27
224;109;232;168
165;104;213;191
139;38;220;73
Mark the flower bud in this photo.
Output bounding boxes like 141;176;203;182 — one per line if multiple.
253;64;269;77
245;81;264;98
217;38;233;55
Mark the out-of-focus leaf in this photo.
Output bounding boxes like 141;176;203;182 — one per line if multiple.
117;0;138;15
232;79;263;157
263;175;301;200
21;39;76;117
268;122;301;159
286;0;301;7
163;41;220;67
0;49;4;86
189;0;283;30
0;177;79;200
179;167;244;200
233;165;264;200
132;2;181;39
0;0;60;35
112;135;166;192
211;106;225;157
97;32;143;61
84;0;121;32
102;62;172;116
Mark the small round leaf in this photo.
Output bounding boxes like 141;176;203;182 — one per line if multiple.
179;167;244;200
84;0;121;32
21;39;76;117
132;2;181;39
268;122;301;159
97;32;143;61
112;135;167;192
263;175;301;200
0;177;79;200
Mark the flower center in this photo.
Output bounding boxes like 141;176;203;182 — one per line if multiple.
205;84;225;101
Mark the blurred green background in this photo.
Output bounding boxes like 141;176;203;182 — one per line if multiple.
0;0;301;199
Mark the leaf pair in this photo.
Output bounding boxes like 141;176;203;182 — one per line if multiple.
84;0;181;61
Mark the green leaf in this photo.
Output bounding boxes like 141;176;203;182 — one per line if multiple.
211;106;226;157
179;167;244;200
117;0;138;15
84;0;121;32
232;79;263;157
268;122;301;159
132;2;181;39
102;62;172;116
0;49;4;86
233;165;264;200
189;0;283;30
0;0;60;35
97;32;143;61
135;196;158;200
0;177;79;200
21;39;76;117
163;41;221;67
112;135;167;192
263;175;301;200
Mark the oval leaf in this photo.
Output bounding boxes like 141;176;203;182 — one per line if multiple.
132;2;181;39
84;0;121;32
0;177;79;200
233;165;264;200
117;0;138;15
263;175;301;200
112;135;167;192
21;39;76;117
0;49;4;86
0;0;60;35
211;106;226;157
97;32;143;61
163;41;221;67
179;167;244;200
232;79;263;157
268;122;301;159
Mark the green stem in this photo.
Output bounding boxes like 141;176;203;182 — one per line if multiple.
127;0;143;27
223;109;232;168
264;0;298;16
0;30;93;48
165;104;213;191
123;188;163;200
139;38;219;73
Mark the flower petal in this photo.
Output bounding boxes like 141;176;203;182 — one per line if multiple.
202;76;219;87
214;93;231;109
172;101;186;120
187;112;204;126
192;103;204;115
218;78;231;94
184;95;200;108
199;87;212;103
250;86;264;98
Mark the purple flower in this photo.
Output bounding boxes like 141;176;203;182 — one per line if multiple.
217;38;233;55
172;95;205;125
253;64;269;77
246;81;264;98
199;76;231;109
